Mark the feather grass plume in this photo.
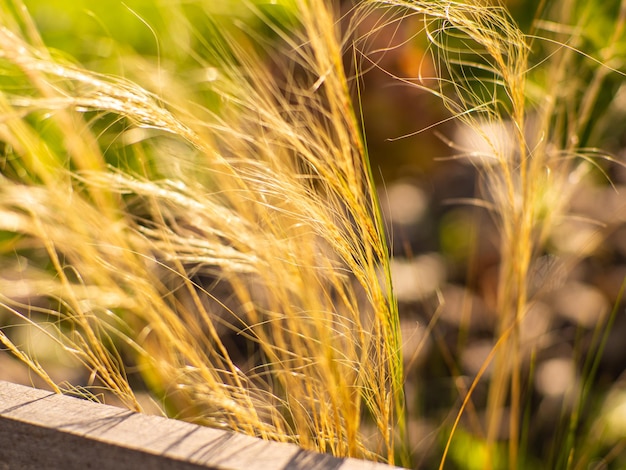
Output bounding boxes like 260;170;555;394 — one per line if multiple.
3;0;625;467
0;0;406;464
354;0;626;468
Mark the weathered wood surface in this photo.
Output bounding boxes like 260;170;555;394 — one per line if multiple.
0;380;403;469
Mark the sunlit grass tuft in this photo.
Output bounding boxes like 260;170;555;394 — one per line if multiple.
2;0;626;467
355;0;626;468
0;0;406;464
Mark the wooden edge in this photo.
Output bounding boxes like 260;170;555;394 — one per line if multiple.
0;381;403;470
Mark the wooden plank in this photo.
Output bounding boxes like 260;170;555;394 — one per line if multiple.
0;381;402;469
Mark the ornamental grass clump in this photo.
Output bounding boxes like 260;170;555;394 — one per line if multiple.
354;0;626;468
0;0;405;464
2;0;626;468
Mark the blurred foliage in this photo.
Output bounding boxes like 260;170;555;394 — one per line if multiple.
21;0;298;63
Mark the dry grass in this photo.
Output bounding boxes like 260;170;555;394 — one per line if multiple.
354;0;626;468
0;0;405;464
1;0;625;468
